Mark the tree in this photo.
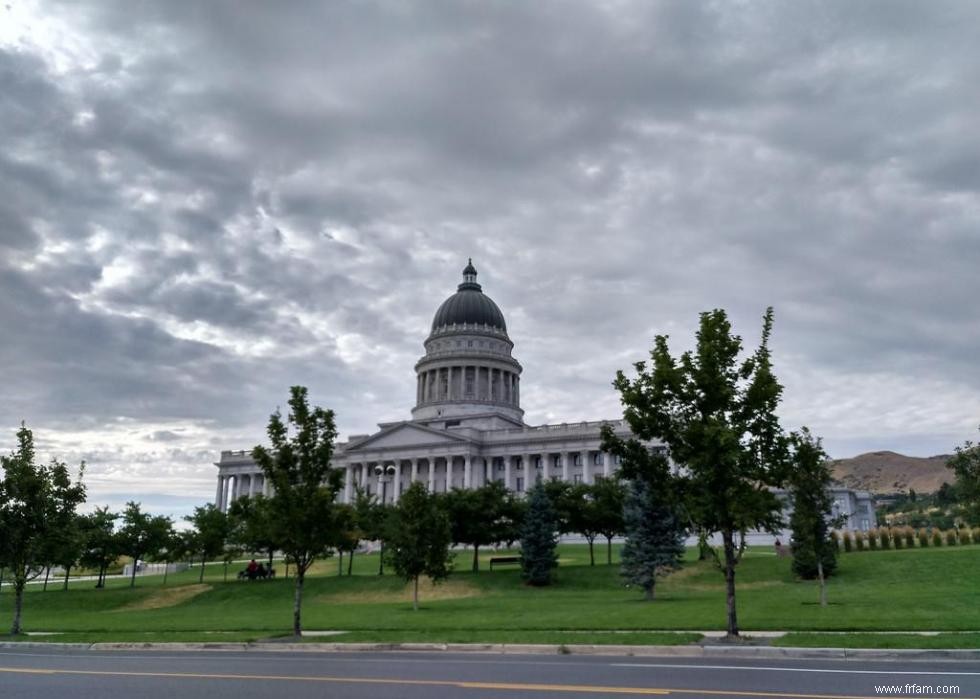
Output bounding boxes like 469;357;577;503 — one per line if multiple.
0;424;86;634
332;503;361;575
50;512;86;591
591;477;626;565
948;429;980;525
117;502;172;588
185;503;230;583
252;386;344;636
787;428;840;606
78;507;120;588
604;308;789;638
387;482;454;610
353;486;390;575
443;481;513;572
228;494;279;569
519;484;559;586
542;479;575;535
620;472;685;601
567;483;602;566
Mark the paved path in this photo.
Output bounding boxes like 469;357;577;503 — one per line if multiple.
1;647;978;698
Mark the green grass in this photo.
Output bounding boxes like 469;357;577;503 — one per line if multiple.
1;544;978;646
775;633;980;649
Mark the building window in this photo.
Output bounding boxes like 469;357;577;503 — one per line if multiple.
573;474;583;484
574;453;582;466
593;453;603;465
516;459;524;471
516;477;524;492
553;455;562;468
497;460;505;472
468;340;473;347
534;456;542;469
594;474;604;483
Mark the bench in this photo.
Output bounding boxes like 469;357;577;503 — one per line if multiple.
489;556;520;570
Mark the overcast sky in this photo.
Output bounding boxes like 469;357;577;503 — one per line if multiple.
2;1;979;519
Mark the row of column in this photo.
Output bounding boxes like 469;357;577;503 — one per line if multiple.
215;472;271;512
416;365;519;405
342;449;617;504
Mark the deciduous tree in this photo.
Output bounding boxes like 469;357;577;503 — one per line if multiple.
252;386;343;636
949;428;980;525
0;424;86;634
387;482;453;610
604;308;789;638
117;502;172;588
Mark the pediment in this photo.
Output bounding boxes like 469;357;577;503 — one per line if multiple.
343;422;469;452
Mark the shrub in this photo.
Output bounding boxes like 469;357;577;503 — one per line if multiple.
892;528;903;549
974;527;980;545
945;529;958;546
904;527;915;548
842;531;853;553
868;529;878;550
932;530;943;547
829;530;840;551
918;528;930;547
855;532;865;551
879;528;891;550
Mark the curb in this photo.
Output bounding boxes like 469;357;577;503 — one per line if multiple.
2;641;979;661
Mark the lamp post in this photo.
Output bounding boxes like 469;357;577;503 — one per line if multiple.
374;463;396;575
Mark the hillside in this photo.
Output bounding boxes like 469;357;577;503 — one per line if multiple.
831;451;953;494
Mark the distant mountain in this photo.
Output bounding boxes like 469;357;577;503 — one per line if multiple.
831;451;953;495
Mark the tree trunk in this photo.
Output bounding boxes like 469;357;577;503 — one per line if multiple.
11;576;26;635
338;552;343;576
588;539;595;566
472;545;480;573
378;542;385;575
292;569;305;636
606;537;613;565
63;565;71;591
347;550;354;576
223;561;228;582
199;555;206;583
268;549;274;570
722;530;739;638
43;566;50;591
163;560;169;585
644;583;654;601
130;555;139;588
817;559;827;607
413;575;419;611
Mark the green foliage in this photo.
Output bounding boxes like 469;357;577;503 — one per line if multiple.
620;473;685;600
386;482;454;610
904;527;915;548
892;528;903;549
603;307;789;637
867;529;878;550
78;507;120;587
519;484;559;586
855;532;865;551
442;481;521;571
0;424;86;634
878;528;890;550
948;429;980;524
117;502;173;588
251;386;344;635
787;429;838;581
590;476;627;565
185;504;230;583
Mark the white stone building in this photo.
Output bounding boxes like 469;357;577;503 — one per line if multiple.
213;260;875;533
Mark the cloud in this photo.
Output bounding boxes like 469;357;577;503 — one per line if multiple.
2;0;979;515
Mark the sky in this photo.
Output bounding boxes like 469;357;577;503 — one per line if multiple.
2;1;979;519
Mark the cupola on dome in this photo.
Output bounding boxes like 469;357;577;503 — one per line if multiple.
430;259;507;334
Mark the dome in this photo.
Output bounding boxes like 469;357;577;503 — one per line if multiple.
430;259;507;334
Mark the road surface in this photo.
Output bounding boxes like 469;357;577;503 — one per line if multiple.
1;647;978;698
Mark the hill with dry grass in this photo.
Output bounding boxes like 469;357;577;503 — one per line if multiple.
831;451;953;494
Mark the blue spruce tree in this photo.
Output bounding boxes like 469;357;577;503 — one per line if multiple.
519;483;559;586
621;478;685;601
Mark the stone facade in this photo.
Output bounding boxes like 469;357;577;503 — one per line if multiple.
214;260;875;534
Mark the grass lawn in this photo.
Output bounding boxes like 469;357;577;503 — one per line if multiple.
1;544;978;646
775;633;980;650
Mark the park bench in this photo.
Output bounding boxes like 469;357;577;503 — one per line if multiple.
488;556;520;570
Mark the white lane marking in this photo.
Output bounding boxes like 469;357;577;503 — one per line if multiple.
613;663;980;676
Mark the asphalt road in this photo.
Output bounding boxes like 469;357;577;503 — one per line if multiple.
1;647;979;699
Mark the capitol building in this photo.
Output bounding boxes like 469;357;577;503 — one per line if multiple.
213;260;875;533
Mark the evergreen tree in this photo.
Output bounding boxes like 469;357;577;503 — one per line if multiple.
621;477;685;600
787;428;840;607
519;484;559;586
387;482;453;610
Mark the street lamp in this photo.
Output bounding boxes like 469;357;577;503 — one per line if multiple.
374;464;397;575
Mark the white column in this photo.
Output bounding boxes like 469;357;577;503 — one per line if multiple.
561;451;570;482
427;458;436;492
603;453;612;478
411;458;419;485
464;454;472;488
344;464;353;503
394;461;403;501
215;475;224;509
582;450;591;484
249;474;258;497
505;455;513;490
542;453;550;481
